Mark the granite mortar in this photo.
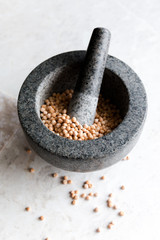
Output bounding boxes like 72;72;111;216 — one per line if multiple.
17;51;147;172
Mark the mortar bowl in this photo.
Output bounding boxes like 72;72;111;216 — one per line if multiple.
17;51;147;172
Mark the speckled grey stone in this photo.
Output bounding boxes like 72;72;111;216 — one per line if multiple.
17;51;147;172
68;28;111;125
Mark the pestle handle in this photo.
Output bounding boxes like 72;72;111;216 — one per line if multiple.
68;27;111;126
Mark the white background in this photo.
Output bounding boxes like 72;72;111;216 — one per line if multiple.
0;0;160;239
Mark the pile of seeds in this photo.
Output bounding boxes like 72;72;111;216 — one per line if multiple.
40;89;122;140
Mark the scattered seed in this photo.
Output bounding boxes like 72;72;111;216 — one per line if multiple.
121;185;125;190
52;173;58;178
88;183;93;188
119;211;124;216
25;207;30;212
94;207;99;212
108;193;113;197
62;179;67;185
100;176;105;180
26;149;31;154
73;195;79;200
80;193;86;198
71;200;76;205
39;216;44;221
83;184;88;189
74;190;79;194
107;200;113;208
70;193;75;199
85;196;90;200
93;193;98;197
107;223;112;229
96;228;100;233
63;176;68;180
110;221;114;225
67;180;72;184
88;192;93;197
113;205;117;210
29;168;35;173
126;156;129;160
85;180;90;184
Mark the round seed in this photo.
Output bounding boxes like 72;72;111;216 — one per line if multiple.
25;207;30;211
113;205;117;210
63;176;68;180
26;149;31;154
71;200;76;205
119;211;124;216
94;207;99;212
93;192;98;197
62;179;67;185
52;173;58;178
85;196;90;200
100;176;105;180
121;185;125;190
39;216;44;221
80;193;86;198
96;228;100;233
29;168;35;173
83;184;88;189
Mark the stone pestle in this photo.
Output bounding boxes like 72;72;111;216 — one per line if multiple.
68;27;111;126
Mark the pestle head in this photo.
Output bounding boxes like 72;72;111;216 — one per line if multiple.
68;27;111;126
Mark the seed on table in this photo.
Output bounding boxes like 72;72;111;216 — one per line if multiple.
107;200;113;208
88;192;93;197
71;193;75;199
121;185;125;190
63;176;68;180
93;192;98;197
107;224;112;229
25;207;30;212
71;200;76;205
67;180;72;184
100;176;105;180
108;193;113;197
74;190;79;194
96;228;100;233
45;238;49;240
62;179;67;185
85;180;90;184
26;149;31;154
29;168;35;173
85;196;90;200
52;173;58;178
93;207;99;212
83;184;88;189
126;156;129;160
110;221;114;225
73;195;79;200
39;216;44;221
88;183;92;188
80;193;86;198
119;211;124;216
113;205;117;210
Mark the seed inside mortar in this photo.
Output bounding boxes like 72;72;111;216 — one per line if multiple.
40;89;122;140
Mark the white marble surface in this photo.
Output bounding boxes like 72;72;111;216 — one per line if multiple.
0;0;160;239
